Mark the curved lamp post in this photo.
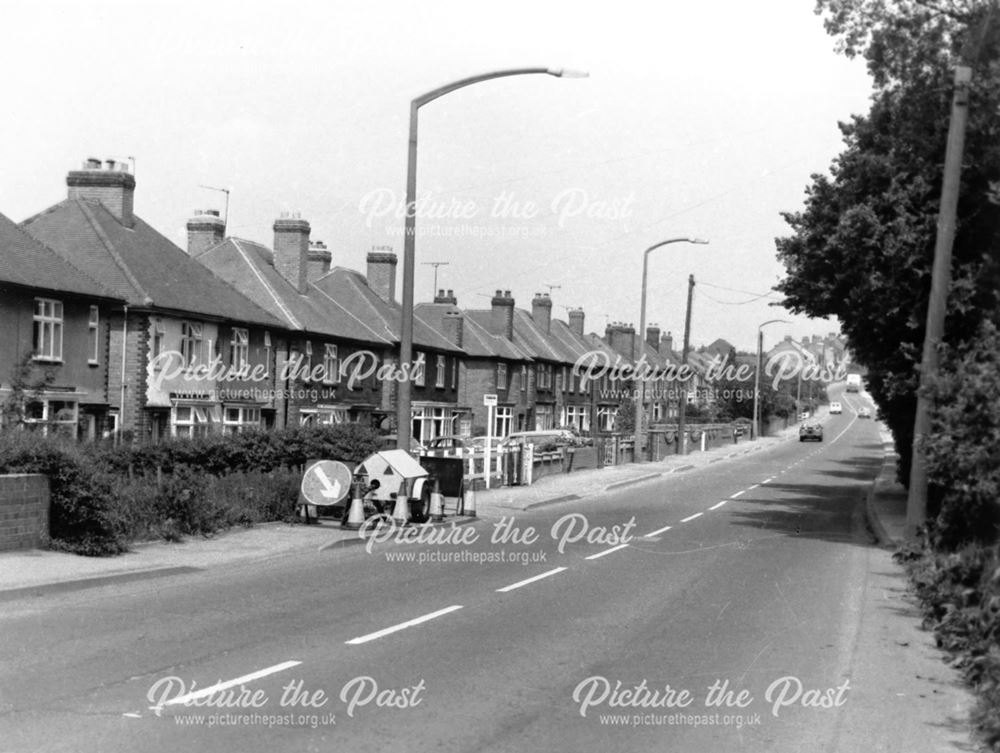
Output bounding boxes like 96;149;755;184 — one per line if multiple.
397;67;588;450
753;318;789;440
633;237;708;461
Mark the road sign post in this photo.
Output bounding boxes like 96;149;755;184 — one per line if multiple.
484;394;497;490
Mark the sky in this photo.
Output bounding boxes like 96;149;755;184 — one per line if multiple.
0;0;873;353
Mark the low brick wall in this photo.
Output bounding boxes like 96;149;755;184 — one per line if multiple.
0;474;50;551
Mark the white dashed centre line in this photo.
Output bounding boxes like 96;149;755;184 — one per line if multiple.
730;490;746;498
643;524;673;538
680;512;703;523
762;477;775;484
496;567;568;592
151;660;302;711
709;501;727;511
748;484;760;490
345;605;464;645
585;544;629;561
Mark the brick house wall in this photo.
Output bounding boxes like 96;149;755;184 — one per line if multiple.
0;474;49;551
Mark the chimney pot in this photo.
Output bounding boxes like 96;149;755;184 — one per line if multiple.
187;208;226;256
273;215;312;292
490;290;515;341
367;248;398;303
67;157;136;227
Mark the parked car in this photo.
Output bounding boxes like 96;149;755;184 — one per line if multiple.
829;402;842;414
500;429;576;450
857;406;872;419
425;435;469;451
799;423;823;442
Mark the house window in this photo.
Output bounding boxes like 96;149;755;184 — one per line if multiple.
413;352;426;387
151;319;166;366
436;354;446;388
263;332;272;377
32;298;63;361
564;366;571;393
22;398;78;436
497;363;507;391
323;344;339;384
88;306;99;364
521;365;528;394
597;406;615;432
299;407;348;425
495;406;513;438
303;341;314;379
223;406;261;435
172;403;216;438
451;358;458;390
565;405;590;432
534;405;553;430
230;328;249;371
180;322;204;368
556;368;564;393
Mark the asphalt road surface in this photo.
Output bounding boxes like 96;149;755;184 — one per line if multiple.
0;394;889;752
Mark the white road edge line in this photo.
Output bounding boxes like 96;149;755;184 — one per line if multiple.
680;512;703;523
762;477;774;484
748;484;760;490
496;567;568;592
154;660;302;710
709;501;727;510
643;524;673;538
345;605;464;645
730;490;746;498
585;544;630;561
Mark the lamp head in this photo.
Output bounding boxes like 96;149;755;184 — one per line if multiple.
548;68;590;78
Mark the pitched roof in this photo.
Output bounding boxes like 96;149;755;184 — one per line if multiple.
20;200;282;326
311;268;463;353
703;338;737;357
0;211;117;299
414;303;530;360
196;238;392;345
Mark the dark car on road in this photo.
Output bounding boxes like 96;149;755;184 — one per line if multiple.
799;423;823;442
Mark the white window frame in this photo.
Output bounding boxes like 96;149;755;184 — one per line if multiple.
230;327;249;371
223;405;261;435
323;344;339;385
263;331;272;377
495;406;513;438
88;306;99;364
521;365;528;394
172;403;215;438
497;362;507;391
413;352;426;387
436;354;446;388
151;319;166;367
451;357;458;390
180;322;204;368
23;398;78;436
33;298;63;362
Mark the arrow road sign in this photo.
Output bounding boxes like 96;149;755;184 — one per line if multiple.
300;460;352;506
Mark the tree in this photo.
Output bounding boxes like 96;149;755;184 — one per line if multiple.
1;350;56;430
774;0;1000;485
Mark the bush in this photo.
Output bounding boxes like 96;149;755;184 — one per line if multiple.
924;320;1000;549
901;541;1000;751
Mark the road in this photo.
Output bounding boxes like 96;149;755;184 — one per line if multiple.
0;391;888;752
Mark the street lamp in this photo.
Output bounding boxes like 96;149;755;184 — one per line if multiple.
753;319;789;440
634;237;708;461
396;67;588;450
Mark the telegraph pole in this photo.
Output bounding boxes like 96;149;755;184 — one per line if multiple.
676;274;695;454
906;65;973;538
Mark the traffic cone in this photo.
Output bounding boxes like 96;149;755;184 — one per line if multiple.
463;481;477;518
429;479;445;522
392;492;410;525
341;486;365;530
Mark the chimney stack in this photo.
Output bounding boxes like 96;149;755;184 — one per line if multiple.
186;209;225;256
661;331;674;356
67;157;136;228
307;240;332;284
434;288;458;305
605;322;636;361
442;309;464;348
531;292;552;334
568;308;585;337
273;213;311;293
646;323;661;352
366;246;397;303
490;289;515;341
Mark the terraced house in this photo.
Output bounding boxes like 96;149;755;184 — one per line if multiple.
19;159;286;440
0;212;123;438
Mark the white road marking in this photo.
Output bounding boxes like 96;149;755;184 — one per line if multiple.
709;501;727;510
730;490;745;498
151;660;302;710
680;512;703;523
123;712;142;719
585;544;630;561
762;477;775;484
496;567;568;592
345;605;464;644
748;484;760;490
643;524;673;538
